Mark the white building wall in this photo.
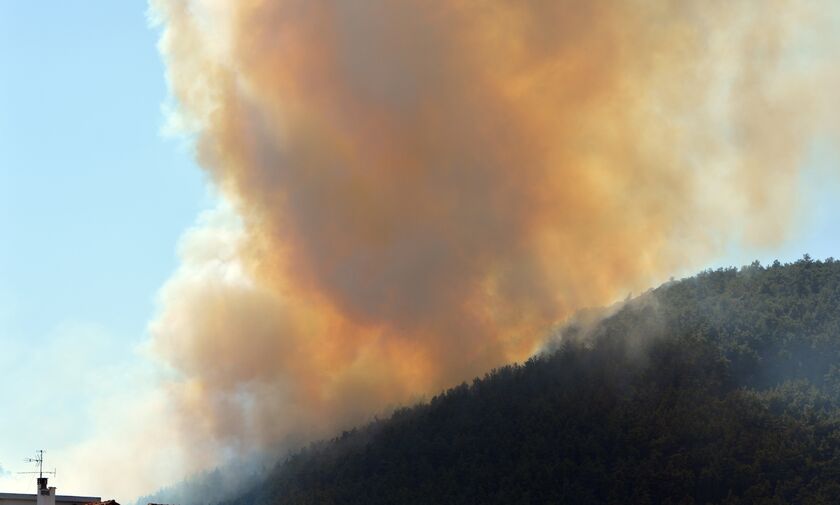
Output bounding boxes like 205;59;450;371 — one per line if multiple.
0;494;100;505
35;487;55;505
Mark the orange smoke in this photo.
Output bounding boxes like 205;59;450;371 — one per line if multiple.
149;0;834;453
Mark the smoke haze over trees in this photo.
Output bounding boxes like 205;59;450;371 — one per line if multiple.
188;257;840;504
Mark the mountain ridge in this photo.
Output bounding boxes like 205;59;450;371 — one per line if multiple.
152;257;840;504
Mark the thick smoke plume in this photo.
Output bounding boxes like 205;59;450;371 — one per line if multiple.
149;0;837;457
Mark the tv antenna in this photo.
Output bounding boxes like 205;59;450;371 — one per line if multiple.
19;450;56;479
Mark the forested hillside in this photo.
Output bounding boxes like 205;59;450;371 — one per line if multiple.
219;257;840;504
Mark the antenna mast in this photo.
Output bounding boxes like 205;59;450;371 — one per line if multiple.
25;450;46;479
19;450;56;489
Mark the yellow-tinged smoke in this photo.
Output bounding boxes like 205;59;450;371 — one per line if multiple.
149;0;838;453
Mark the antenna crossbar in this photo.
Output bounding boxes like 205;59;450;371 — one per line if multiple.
18;450;56;479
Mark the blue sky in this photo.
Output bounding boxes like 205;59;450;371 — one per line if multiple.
1;0;839;501
0;1;207;494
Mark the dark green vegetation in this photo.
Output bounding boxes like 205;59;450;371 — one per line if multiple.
221;257;840;504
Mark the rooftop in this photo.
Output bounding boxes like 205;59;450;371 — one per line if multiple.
0;494;101;503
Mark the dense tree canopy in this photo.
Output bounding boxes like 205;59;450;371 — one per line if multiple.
183;257;840;504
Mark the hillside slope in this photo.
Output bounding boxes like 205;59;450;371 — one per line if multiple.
224;257;840;504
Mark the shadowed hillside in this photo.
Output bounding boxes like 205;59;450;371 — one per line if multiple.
207;257;840;504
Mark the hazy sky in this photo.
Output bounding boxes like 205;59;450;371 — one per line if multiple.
1;0;839;501
0;1;207;494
